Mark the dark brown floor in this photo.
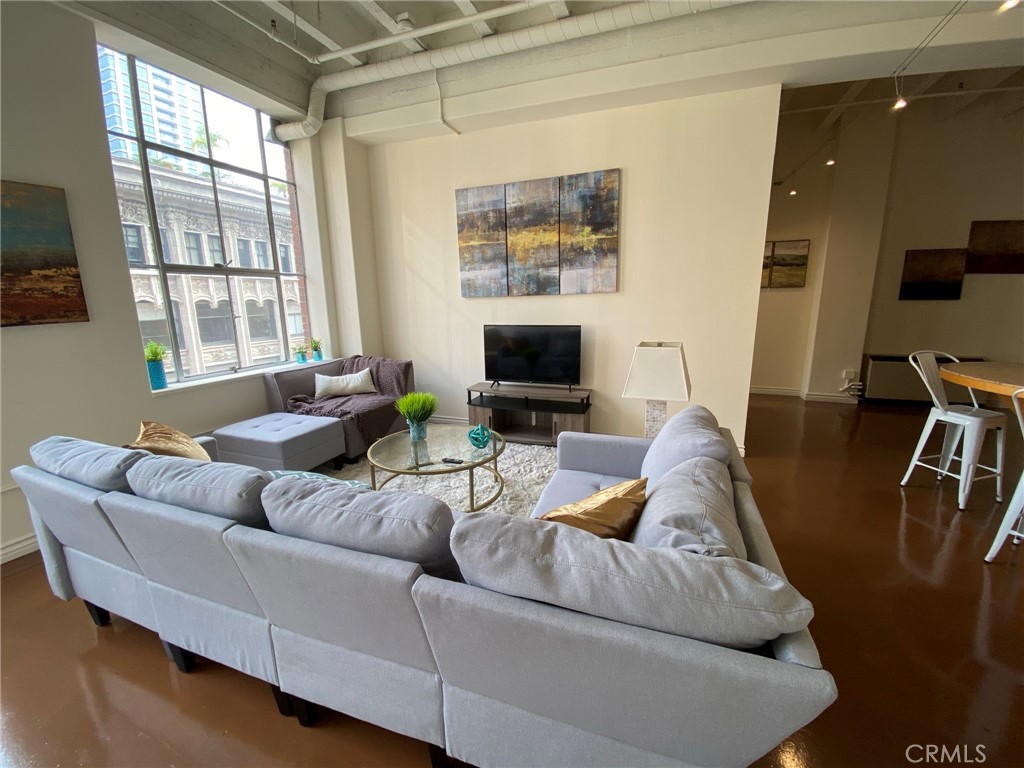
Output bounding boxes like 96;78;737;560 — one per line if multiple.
2;395;1022;767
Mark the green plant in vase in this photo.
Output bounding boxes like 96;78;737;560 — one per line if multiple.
395;392;438;442
144;339;168;390
310;338;323;362
291;341;308;364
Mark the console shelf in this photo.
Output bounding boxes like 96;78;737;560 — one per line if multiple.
466;382;591;446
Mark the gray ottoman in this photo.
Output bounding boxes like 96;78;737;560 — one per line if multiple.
212;413;346;471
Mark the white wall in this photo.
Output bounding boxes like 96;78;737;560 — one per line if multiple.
365;86;782;446
864;97;1024;363
0;4;279;559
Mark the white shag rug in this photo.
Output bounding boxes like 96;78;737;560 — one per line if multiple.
322;442;557;518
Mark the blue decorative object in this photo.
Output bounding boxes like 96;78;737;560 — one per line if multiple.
312;350;323;362
468;423;491;449
408;420;428;442
147;360;168;391
295;351;308;364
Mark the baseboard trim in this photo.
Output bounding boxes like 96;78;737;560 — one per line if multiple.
2;532;39;564
802;391;858;404
749;387;802;397
432;415;470;425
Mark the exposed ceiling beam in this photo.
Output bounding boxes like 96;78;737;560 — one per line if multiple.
937;67;1021;120
452;0;494;36
356;1;425;53
811;79;869;141
259;0;365;66
549;2;570;20
779;88;795;112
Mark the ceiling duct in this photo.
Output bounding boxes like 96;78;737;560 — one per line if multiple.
275;1;726;141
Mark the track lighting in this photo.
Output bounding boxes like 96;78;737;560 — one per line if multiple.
825;157;835;167
999;0;1020;11
893;95;908;111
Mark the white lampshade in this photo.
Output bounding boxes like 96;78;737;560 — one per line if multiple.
621;342;690;402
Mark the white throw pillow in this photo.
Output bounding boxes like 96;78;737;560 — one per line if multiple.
314;368;376;398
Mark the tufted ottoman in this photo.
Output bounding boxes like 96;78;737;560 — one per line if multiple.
212;413;346;471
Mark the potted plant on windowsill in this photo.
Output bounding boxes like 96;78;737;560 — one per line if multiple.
292;342;308;364
310;338;323;362
395;391;439;442
144;339;168;391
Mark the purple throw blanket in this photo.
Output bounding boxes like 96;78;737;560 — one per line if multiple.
286;356;410;444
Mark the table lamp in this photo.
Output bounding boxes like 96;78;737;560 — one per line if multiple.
622;341;690;438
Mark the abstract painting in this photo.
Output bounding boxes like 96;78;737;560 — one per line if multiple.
965;219;1024;274
899;249;966;301
456;184;508;297
560;168;619;294
768;240;809;288
1;180;89;327
506;177;559;296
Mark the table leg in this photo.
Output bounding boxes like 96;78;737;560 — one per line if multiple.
468;467;476;512
370;464;377;491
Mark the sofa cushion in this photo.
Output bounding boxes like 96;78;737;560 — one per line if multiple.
314;369;376;398
127;455;272;525
540;478;648;539
261;475;459;579
450;513;812;648
30;436;148;492
631;456;747;559
640;405;731;483
531;470;634;518
124;421;211;462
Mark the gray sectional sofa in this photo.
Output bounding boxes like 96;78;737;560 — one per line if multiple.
12;405;835;768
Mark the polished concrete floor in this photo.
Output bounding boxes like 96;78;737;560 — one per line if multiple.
2;395;1022;767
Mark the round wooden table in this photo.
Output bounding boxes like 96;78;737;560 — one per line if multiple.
939;362;1024;399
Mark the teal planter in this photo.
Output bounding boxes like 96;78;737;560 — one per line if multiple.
312;350;323;362
295;352;308;364
147;360;168;391
408;420;428;442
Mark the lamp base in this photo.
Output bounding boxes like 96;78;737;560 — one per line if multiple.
644;399;667;439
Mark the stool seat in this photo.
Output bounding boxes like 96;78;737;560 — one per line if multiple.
213;413;346;471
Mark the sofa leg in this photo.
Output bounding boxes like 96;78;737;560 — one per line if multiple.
270;685;294;717
292;696;318;727
428;744;450;768
83;601;111;627
161;640;196;673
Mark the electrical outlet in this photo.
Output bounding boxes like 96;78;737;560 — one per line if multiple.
843;369;857;380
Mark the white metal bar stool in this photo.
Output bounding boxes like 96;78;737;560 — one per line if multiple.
985;387;1024;563
900;351;1006;510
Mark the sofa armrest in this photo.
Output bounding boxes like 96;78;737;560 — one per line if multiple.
195;436;219;462
556;432;652;477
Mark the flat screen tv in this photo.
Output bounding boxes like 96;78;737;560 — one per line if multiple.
484;324;581;386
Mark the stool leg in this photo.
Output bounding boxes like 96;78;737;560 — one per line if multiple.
902;411;938;486
938;423;963;480
994;426;1005;502
985;477;1024;562
958;426;985;510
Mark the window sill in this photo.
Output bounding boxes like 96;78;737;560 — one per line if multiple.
150;361;302;397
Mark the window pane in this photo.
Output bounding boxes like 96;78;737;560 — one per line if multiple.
123;224;145;264
261;114;291;181
216;167;272;270
184;232;204;265
233;276;286;364
97;47;136;137
111;139;156;265
149;150;218;264
204;89;263;173
282;277;310;346
168;274;240;374
255;241;271;270
130;268;178;384
135;60;207;156
271;182;303;276
279;244;293;273
207;234;225;266
237;239;253;269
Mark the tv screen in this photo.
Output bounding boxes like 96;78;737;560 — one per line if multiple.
484;325;581;386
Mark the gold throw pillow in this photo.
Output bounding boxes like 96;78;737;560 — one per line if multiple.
125;421;211;462
540;478;648;539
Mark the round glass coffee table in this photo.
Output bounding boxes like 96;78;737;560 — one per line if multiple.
367;424;506;512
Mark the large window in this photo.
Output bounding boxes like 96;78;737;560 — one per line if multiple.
99;45;310;384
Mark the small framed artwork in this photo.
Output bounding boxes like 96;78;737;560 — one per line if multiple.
768;240;809;288
1;180;89;327
761;241;773;288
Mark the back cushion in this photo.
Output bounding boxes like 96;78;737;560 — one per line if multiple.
127;455;272;525
262;476;459;579
631;456;747;560
31;436;148;492
640;405;731;483
451;513;812;649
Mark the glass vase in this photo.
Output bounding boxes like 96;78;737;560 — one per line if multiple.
295;352;308;364
407;420;427;442
147;360;168;391
312;350;323;362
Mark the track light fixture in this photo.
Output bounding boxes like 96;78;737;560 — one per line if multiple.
999;0;1020;11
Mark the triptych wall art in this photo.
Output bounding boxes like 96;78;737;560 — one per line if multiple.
1;180;89;327
456;168;620;298
898;219;1023;301
761;239;810;289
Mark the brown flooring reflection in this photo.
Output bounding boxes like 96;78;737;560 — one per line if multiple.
2;395;1022;767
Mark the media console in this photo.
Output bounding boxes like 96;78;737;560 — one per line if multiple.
466;381;591;446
